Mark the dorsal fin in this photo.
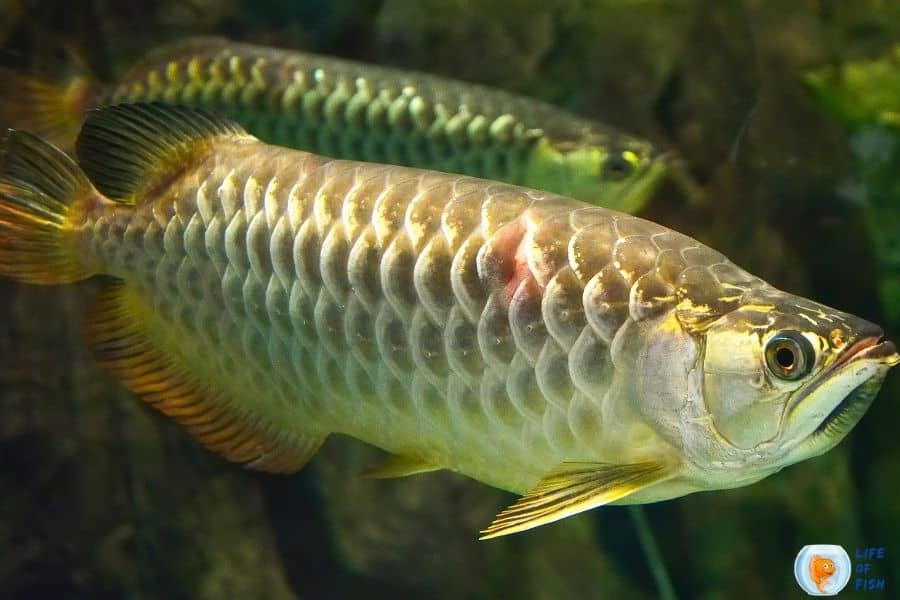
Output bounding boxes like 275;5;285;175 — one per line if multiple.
74;102;253;202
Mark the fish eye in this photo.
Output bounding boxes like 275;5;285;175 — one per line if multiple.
765;330;815;381
601;151;636;181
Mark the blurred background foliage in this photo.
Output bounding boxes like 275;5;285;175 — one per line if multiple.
0;0;898;597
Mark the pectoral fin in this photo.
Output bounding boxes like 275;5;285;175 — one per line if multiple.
365;453;441;479
479;461;671;540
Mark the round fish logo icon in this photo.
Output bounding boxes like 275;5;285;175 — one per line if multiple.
794;545;851;596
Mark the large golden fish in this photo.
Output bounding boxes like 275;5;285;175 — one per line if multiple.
0;104;895;538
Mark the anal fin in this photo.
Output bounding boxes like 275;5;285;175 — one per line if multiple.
479;461;672;540
86;280;324;473
365;453;441;479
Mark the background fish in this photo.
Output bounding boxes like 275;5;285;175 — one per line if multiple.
0;103;895;539
0;37;668;214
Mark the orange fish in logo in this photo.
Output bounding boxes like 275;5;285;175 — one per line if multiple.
809;555;836;593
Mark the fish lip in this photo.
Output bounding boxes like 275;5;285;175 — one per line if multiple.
855;338;899;365
832;336;899;370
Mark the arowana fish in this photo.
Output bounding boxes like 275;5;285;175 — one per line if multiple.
0;37;667;215
0;103;895;538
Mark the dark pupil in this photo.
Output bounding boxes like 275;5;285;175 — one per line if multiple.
775;346;795;369
604;155;631;176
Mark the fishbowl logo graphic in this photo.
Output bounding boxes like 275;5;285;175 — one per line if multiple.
794;545;852;596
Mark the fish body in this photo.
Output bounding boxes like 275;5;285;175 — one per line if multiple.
1;37;666;214
0;104;896;538
810;555;836;593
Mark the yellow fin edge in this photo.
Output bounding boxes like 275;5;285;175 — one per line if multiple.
364;453;441;479
0;130;95;284
479;461;671;540
0;64;96;152
85;280;324;473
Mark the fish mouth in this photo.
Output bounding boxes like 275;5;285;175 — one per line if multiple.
617;154;671;205
781;334;897;461
811;336;898;435
813;374;882;436
832;336;899;369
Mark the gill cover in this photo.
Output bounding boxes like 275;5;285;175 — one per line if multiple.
701;311;800;450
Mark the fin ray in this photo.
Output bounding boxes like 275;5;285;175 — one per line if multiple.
0;129;95;284
480;461;672;540
86;280;324;473
0;59;97;152
75;103;252;202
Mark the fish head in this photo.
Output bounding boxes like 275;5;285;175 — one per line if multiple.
698;287;898;470
523;134;667;213
811;555;836;576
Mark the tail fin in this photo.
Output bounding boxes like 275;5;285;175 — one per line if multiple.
0;59;98;152
0;130;96;284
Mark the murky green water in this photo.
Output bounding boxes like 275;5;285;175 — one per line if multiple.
1;1;898;598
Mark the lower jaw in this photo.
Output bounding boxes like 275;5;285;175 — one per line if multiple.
784;374;887;465
814;375;883;437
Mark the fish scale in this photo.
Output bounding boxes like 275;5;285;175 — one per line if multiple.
106;38;666;210
76;127;734;494
2;104;894;539
1;37;673;215
117;43;541;183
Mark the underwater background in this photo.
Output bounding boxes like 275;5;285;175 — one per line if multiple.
0;0;898;597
